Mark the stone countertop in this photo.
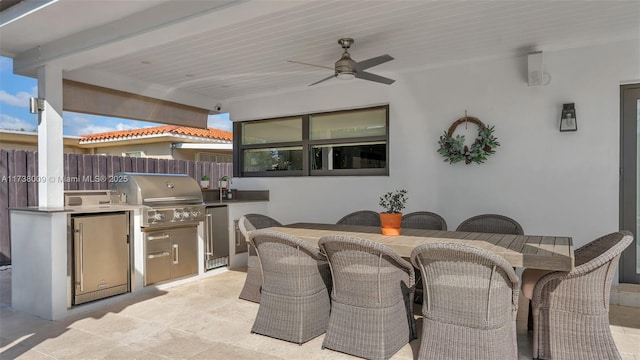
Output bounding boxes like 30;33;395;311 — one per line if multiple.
204;199;269;207
10;204;142;214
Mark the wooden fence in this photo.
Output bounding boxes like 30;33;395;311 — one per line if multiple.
0;150;232;265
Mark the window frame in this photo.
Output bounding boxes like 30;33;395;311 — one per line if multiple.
233;105;389;177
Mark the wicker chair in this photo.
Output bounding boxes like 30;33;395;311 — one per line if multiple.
401;211;447;230
249;229;332;344
456;214;524;235
401;211;447;304
410;242;520;360
318;235;416;360
238;214;282;303
336;210;381;226
530;231;633;360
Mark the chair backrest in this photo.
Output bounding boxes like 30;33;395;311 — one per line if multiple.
336;210;381;226
532;231;633;315
456;214;524;235
249;229;331;297
411;242;519;329
318;234;414;308
401;211;447;230
239;214;282;238
574;230;633;268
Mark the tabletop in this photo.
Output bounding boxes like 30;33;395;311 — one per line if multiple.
265;223;574;271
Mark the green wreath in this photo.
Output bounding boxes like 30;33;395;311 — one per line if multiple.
437;116;500;165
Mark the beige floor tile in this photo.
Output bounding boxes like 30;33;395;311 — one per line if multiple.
98;344;170;360
128;328;213;359
612;332;640;356
188;342;284;360
0;345;52;360
0;311;54;342
36;331;124;359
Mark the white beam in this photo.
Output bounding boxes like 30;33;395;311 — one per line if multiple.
64;68;222;112
37;64;64;208
12;0;305;76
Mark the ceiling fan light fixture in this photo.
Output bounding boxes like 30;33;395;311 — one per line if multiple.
337;72;355;80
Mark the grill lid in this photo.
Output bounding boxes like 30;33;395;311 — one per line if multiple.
111;172;203;206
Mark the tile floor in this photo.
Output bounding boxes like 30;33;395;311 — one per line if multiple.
1;267;639;360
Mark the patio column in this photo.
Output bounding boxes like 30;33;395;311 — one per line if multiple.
37;64;64;207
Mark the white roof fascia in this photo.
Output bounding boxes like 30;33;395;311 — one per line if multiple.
173;143;232;150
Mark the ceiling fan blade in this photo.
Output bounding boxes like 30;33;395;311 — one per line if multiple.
356;71;395;85
287;60;334;70
309;74;336;86
355;54;393;71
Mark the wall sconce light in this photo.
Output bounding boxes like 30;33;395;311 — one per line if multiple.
559;103;577;132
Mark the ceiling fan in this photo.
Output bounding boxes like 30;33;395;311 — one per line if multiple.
288;38;395;86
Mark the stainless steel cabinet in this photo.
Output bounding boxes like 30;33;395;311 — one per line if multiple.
144;226;198;285
205;206;229;270
72;212;129;305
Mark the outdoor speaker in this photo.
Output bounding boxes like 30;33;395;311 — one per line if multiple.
527;51;544;87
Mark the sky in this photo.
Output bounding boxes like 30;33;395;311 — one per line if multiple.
0;56;232;136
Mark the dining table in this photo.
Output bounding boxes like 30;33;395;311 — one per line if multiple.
265;223;575;271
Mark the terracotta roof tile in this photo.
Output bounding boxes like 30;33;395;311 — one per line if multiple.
79;125;233;142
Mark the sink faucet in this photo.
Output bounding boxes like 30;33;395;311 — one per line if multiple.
218;176;232;202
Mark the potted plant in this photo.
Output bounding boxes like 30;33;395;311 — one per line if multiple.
218;175;228;189
200;175;210;189
378;189;408;235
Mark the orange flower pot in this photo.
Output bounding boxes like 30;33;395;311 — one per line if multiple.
380;213;402;235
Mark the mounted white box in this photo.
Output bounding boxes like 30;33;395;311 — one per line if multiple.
527;51;544;87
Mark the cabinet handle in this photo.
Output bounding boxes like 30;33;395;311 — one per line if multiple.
172;244;179;264
147;251;170;259
205;213;213;257
148;234;169;241
75;223;84;292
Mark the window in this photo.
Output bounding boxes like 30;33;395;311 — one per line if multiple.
197;152;232;163
123;151;143;158
234;105;388;177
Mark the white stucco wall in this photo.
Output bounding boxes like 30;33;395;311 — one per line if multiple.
227;40;639;254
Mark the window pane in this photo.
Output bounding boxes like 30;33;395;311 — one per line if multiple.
310;108;386;140
243;146;303;172
311;142;386;170
242;118;302;144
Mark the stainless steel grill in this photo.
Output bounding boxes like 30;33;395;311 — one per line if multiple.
111;172;205;227
111;172;205;286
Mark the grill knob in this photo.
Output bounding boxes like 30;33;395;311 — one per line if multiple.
183;211;191;219
191;209;201;217
173;210;183;220
153;212;165;221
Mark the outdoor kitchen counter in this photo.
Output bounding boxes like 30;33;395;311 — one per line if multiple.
10;203;145;320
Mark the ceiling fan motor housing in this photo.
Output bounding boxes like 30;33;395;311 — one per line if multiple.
335;52;357;76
